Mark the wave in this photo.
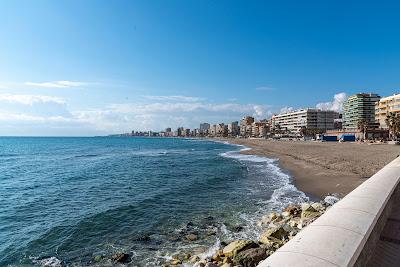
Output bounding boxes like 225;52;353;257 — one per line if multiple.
218;141;309;234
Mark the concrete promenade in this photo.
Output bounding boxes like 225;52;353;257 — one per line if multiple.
258;155;400;267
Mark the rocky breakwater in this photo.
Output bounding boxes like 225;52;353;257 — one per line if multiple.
163;196;339;267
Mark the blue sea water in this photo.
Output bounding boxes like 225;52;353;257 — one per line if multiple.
0;137;308;266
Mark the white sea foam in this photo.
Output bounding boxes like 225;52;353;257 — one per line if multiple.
31;257;63;267
219;141;309;226
199;238;221;260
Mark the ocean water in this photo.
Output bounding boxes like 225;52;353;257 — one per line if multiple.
0;137;308;267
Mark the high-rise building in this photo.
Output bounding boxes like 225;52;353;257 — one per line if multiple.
375;93;400;128
343;93;380;129
228;121;239;136
252;121;269;137
272;108;339;133
240;116;255;137
199;123;210;135
209;125;217;136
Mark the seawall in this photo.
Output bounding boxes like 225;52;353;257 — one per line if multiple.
258;155;400;266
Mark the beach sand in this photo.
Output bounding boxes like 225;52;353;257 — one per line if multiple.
223;139;400;198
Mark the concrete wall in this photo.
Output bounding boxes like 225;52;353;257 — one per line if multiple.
258;156;400;267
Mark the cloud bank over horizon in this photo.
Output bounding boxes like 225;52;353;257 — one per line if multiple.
0;92;274;136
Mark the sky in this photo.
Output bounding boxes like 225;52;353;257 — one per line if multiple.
0;0;400;136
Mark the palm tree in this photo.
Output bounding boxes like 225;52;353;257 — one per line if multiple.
357;119;368;140
386;112;400;140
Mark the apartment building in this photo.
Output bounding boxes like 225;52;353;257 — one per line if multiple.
240;116;255;137
375;93;400;128
251;121;269;137
343;93;380;129
227;121;239;136
272;108;338;133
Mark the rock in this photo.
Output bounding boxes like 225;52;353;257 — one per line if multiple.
93;255;102;262
190;255;200;263
259;226;289;245
186;233;198;241
206;228;217;236
284;205;301;216
222;240;259;257
233;225;244;232
195;260;206;267
281;211;291;218
324;195;340;205
288;217;301;228
133;234;151;242
269;212;279;220
223;256;233;263
301;203;319;219
170;259;182;265
220;263;233;267
205;263;218;267
168;235;180;242
311;202;325;211
301;203;316;212
111;252;130;263
233;247;268;267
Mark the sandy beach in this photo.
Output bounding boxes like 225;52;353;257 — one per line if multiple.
223;139;400;198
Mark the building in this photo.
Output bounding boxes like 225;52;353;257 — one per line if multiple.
272;108;338;134
375;93;400;128
209;124;217;137
215;123;227;137
343;93;380;129
164;128;173;137
252;121;269;138
227;121;239;137
240;116;255;137
199;123;210;135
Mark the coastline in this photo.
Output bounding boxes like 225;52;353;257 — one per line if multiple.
218;138;400;198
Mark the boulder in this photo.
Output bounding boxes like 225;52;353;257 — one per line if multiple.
170;259;182;265
259;226;289;245
288;217;301;228
284;205;301;216
301;203;316;212
222;240;259;257
93;255;102;262
233;247;268;267
186;234;198;241
111;252;130;263
205;263;218;267
301;203;319;219
190;255;200;263
311;202;325;211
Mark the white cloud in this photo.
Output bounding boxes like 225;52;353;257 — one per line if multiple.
25;80;85;88
256;86;275;91
0;93;71;118
0;92;273;135
143;95;205;102
280;106;294;113
0;93;65;105
316;92;347;112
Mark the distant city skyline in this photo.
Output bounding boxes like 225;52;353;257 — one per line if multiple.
0;1;400;136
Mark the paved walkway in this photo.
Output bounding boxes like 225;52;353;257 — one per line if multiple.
367;201;400;267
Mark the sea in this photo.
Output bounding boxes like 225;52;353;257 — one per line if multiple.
0;137;308;267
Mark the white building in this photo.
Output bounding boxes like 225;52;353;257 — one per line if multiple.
272;108;339;133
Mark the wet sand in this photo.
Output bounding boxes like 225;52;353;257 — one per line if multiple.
223;139;400;198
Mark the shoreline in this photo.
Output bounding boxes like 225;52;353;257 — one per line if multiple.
218;138;400;198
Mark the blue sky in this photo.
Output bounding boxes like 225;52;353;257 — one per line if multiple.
0;0;399;135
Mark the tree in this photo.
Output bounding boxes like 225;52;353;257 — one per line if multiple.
386;112;400;140
357;119;368;140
